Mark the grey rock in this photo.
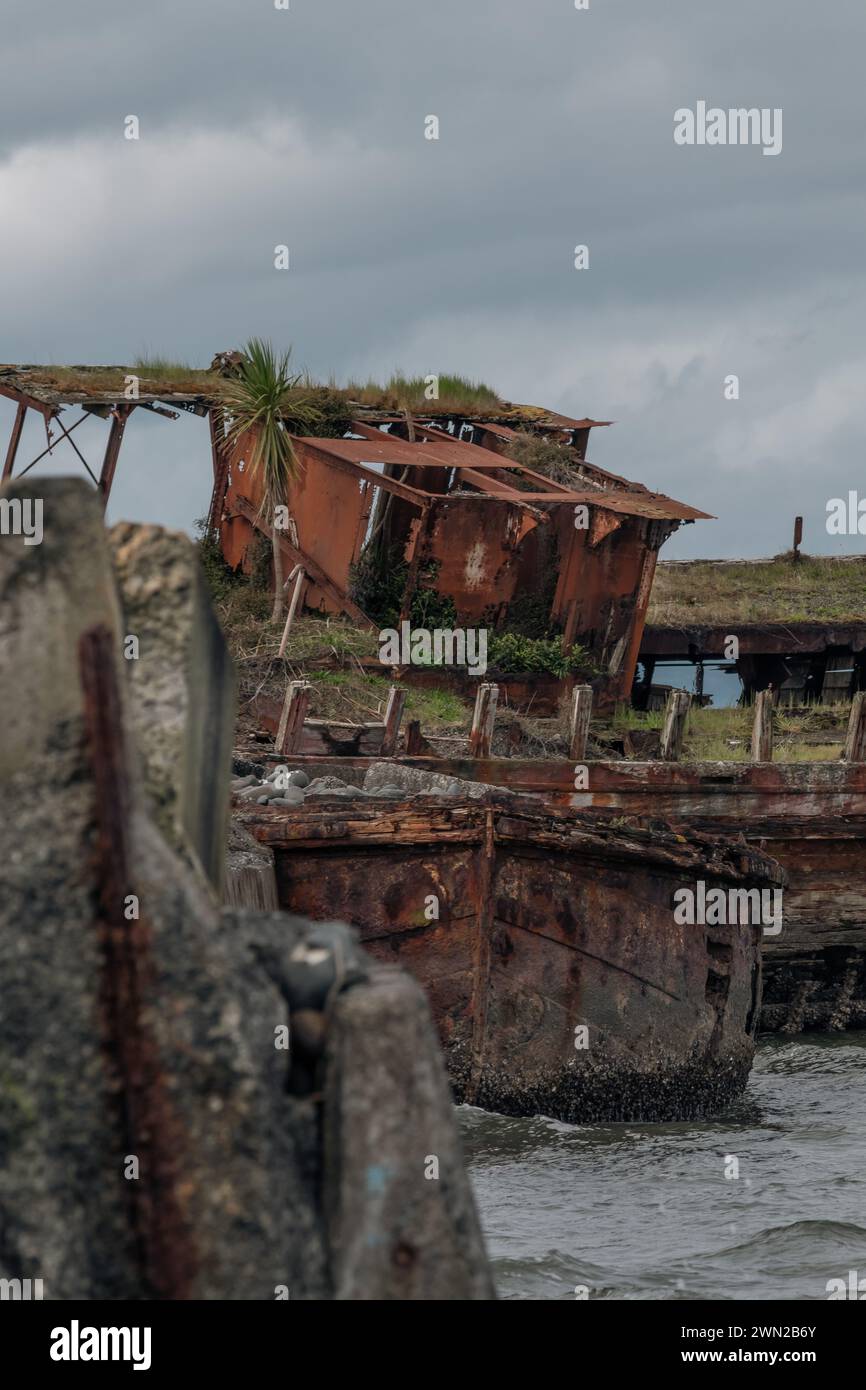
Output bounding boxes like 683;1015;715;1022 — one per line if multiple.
306;786;367;800
237;782;268;800
111;520;236;897
225;820;279;913
0;477;494;1302
324;965;495;1300
257;784;298;804
266;767;310;789
362;761;489;800
304;775;352;793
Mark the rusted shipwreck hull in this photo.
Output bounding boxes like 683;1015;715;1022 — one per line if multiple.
565;760;866;1034
290;757;866;1034
236;792;783;1124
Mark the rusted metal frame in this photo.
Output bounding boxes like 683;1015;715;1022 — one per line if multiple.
351;419;540;472
295;438;430;507
206;407;231;535
397;501;434;625
466;804;496;1106
454;465;530;497
406;422;576;491
559;525;585;651
228;493;377;629
1;401;27;480
496;461;577;496
14;410;88;479
98;405;133;506
78;624;197;1299
240;751;866;804
0;381;56;419
52;412;100;486
642;622;866;660
452;468;554;525
617;530;664;696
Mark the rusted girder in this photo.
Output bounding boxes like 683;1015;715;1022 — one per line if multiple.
1;401;26;481
79;623;198;1299
98;405;133;507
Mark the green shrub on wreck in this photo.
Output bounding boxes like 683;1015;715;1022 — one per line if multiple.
487;632;595;678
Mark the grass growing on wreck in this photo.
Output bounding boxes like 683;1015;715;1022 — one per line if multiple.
26;361;219;396
612;702;850;761
342;371;501;414
504;431;585;487
648;555;866;625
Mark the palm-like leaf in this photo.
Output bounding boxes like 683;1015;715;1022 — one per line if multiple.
222;338;322;619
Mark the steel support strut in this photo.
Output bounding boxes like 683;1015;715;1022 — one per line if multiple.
2;402;27;481
98;405;132;507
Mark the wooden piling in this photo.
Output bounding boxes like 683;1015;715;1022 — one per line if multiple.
659;689;691;762
844;691;866;762
569;685;593;760
469;683;498;758
277;565;305;659
751;689;774;763
276;680;312;755
380;686;406;757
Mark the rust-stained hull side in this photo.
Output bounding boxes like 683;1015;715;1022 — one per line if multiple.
565;762;866;1035
250;757;866;1034
239;796;779;1123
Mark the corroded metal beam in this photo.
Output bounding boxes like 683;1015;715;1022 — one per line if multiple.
78;623;198;1299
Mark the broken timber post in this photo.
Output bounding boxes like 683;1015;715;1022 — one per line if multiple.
844;691;866;762
276;680;312;755
380;686;406;757
277;565;305;660
469;683;498;759
569;685;593;760
659;689;691;762
405;719;423;756
751;689;774;763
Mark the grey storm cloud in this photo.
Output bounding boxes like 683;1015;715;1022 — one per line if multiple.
1;0;865;559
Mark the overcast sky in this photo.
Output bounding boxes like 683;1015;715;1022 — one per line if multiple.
1;0;864;559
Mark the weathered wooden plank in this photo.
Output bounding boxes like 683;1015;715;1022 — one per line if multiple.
568;684;593;760
380;686;406;757
659;688;691;761
276;680;311;755
844;691;866;763
751;689;774;762
469;683;498;758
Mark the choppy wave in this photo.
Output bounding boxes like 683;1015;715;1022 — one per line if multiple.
462;1038;866;1300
